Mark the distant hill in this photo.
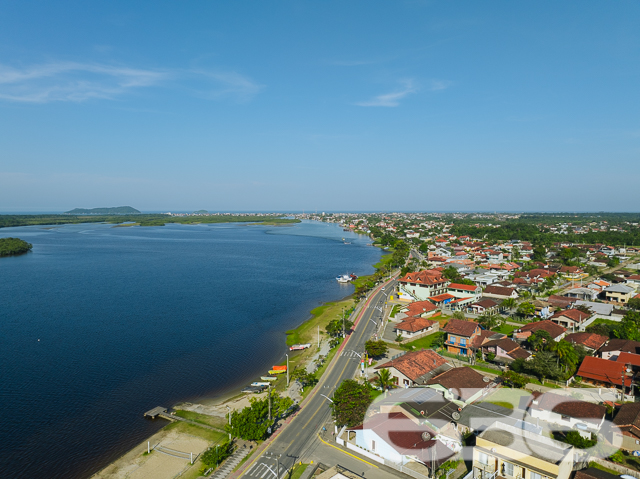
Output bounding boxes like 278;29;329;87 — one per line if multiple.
64;206;141;215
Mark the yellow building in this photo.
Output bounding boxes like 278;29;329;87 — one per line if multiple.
473;422;575;479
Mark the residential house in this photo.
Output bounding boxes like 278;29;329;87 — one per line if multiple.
521;392;606;436
559;266;588;281
472;422;575;479
603;284;636;303
448;283;482;302
480;335;531;363
398;270;450;301
483;285;519;300
513;320;567;342
572;468;619;479
616;352;640;372
548;295;578;309
394;317;439;341
600;339;640;360
400;300;439;318
576;356;633;389
457;402;543;436
564;332;608;353
611;403;640;452
344;411;455;475
564;288;599;301
374;349;451;387
550;309;591;329
443;319;482;357
426;367;497;406
469;299;500;315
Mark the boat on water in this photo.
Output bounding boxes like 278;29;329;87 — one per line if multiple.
251;381;271;387
336;273;358;283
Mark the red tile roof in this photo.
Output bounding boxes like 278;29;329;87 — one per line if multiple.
483;285;517;297
577;356;629;386
518;320;566;339
403;300;438;317
471;299;499;309
528;392;606;425
429;293;456;303
565;332;608;351
395;316;437;333
443;319;480;338
551;309;591;324
448;283;480;292
616;352;640;368
427;367;491;401
399;270;448;286
375;349;449;382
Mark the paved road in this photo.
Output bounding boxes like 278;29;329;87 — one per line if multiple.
239;280;397;479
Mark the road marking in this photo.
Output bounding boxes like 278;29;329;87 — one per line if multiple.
316;433;379;468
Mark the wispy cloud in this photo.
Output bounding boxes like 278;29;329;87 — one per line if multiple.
0;61;263;103
355;79;418;107
429;79;451;91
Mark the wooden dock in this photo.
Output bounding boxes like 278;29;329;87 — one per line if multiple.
143;406;167;418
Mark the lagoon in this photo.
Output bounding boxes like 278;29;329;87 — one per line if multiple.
0;220;380;478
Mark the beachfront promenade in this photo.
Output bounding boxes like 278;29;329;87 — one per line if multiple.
235;278;402;479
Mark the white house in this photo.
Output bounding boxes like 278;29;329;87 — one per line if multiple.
523;392;606;437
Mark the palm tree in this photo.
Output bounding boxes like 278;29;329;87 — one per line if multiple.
553;340;575;369
375;368;394;393
501;298;516;313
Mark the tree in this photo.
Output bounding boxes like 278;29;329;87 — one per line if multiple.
452;311;466;320
331;379;373;427
628;297;640;311
532;245;546;262
291;369;318;390
374;368;394;391
365;340;388;358
226;392;293;441
477;313;502;331
552;340;577;369
501;370;527;388
528;330;552;352
614;311;640;341
517;301;535;318
501;298;516;311
200;441;234;468
558;431;596;449
326;318;354;337
607;257;620;268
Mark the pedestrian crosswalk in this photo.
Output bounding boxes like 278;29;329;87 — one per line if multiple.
244;461;288;479
340;350;361;358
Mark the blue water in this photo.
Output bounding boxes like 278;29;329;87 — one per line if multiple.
0;220;380;478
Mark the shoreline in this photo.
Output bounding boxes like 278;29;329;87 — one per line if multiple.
91;235;383;478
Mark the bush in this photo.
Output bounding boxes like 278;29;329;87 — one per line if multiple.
200;441;234;468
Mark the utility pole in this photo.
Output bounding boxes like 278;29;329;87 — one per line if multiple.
317;325;320;348
268;383;272;420
226;405;231;441
286;353;289;387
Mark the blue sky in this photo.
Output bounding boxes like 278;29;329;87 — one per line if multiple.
1;1;639;212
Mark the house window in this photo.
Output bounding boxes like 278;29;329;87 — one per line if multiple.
503;462;514;476
531;472;544;479
460;338;466;346
478;452;489;465
636;440;639;445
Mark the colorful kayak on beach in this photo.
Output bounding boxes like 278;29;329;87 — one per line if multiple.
268;369;286;375
272;365;287;371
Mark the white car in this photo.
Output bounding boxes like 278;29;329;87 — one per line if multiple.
381;287;385;291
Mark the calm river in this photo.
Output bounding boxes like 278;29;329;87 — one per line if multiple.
0;220;381;478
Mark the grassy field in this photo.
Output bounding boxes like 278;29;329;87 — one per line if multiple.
164;420;227;444
589;318;621;327
173;410;227;430
491;323;518;335
289;463;309;479
398;332;444;351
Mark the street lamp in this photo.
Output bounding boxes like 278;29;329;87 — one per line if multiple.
226;405;231;441
286;353;289;387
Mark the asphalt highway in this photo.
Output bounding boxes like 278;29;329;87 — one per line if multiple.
240;279;397;479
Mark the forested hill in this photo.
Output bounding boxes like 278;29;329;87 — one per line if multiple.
64;206;141;215
0;238;32;257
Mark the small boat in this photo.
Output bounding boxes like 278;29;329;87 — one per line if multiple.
272;365;287;371
269;369;286;375
261;376;278;381
336;274;351;283
290;343;311;351
349;273;358;280
251;382;271;387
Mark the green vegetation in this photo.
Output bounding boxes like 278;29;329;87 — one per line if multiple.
0;237;32;256
331;379;373;427
64;206;141;214
500;370;528;389
365;340;388;358
226;391;294;441
289;464;309;479
491;323;517;335
398;331;445;351
374;368;394;392
485;401;514;409
200;441;234;469
554;431;596;449
164;420;227;443
0;213;296;229
389;304;401;318
588;461;620;475
173;410;226;429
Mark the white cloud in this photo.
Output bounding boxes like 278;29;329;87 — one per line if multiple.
0;61;263;103
429;79;451;91
355;79;418;107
